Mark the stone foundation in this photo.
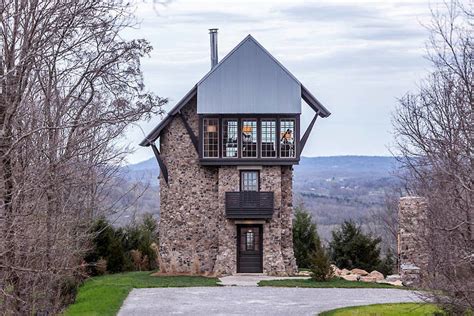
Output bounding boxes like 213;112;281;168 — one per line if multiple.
157;99;297;276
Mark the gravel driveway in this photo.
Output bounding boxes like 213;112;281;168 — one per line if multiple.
118;287;422;315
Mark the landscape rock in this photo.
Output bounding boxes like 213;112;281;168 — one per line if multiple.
368;270;384;281
378;279;403;286
340;268;350;275
330;264;341;276
350;268;369;276
342;274;359;281
297;270;311;276
360;276;377;283
386;274;401;282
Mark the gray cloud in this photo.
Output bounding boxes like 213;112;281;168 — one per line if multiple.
277;3;380;22
156;11;259;24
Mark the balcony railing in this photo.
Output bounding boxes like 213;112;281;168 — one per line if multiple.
225;191;274;219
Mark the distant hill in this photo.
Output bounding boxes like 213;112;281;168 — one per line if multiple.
115;156;401;240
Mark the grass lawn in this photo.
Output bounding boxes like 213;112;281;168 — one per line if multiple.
64;271;219;316
319;303;440;316
258;277;401;289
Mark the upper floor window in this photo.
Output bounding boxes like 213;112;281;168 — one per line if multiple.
261;120;276;158
241;171;259;191
222;119;238;158
241;119;257;158
280;119;295;158
203;118;219;158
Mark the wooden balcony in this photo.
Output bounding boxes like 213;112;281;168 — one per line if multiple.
225;191;274;219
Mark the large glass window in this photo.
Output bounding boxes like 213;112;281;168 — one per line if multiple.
222;119;238;158
241;119;257;158
203;118;219;158
280;119;295;158
241;171;259;191
261;120;276;158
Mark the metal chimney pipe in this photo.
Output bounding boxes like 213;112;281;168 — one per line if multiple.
209;28;218;68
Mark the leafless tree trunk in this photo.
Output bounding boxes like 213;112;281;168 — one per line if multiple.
0;0;166;313
393;1;473;312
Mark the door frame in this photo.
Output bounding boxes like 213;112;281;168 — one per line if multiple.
236;224;263;273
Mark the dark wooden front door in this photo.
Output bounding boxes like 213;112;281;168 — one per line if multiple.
237;225;263;273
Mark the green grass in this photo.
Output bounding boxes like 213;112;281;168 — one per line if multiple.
64;271;219;316
319;303;440;316
258;277;401;289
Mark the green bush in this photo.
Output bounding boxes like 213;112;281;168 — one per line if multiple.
329;220;382;272
84;214;159;275
292;205;320;269
377;248;396;276
309;245;333;281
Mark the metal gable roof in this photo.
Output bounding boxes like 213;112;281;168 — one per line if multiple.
197;35;302;114
198;35;301;86
139;34;331;147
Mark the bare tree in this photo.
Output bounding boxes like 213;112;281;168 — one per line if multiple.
0;0;166;313
393;1;473;312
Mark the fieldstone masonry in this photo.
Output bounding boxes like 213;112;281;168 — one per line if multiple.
398;196;429;286
158;98;297;276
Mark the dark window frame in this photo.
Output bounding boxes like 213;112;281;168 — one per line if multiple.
279;118;296;158
202;117;219;158
260;118;277;158
222;118;239;158
240;170;260;192
199;114;300;164
241;118;258;159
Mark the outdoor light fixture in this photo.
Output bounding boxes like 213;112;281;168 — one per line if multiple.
242;125;253;133
207;125;217;133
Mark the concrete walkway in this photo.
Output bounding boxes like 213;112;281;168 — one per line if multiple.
118;287;422;316
218;274;310;286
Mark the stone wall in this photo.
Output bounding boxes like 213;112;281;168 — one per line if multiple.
398;196;429;286
159;97;220;274
158;98;297;276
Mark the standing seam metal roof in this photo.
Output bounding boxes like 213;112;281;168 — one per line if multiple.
139;35;330;147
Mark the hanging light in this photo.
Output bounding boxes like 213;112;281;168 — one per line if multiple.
206;125;217;133
242;125;253;133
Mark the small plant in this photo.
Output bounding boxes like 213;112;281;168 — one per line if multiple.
96;258;107;275
309;246;333;281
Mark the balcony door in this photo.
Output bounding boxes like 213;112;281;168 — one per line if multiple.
237;225;263;273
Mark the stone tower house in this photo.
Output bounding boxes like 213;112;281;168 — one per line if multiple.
140;30;331;276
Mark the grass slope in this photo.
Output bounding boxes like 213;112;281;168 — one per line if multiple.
319;303;440;316
258;278;400;288
64;271;219;316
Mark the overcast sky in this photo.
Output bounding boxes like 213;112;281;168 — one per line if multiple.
122;0;436;164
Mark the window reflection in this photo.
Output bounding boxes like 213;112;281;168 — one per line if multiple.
241;120;257;158
222;119;238;157
261;120;276;157
280;119;295;158
203;118;219;158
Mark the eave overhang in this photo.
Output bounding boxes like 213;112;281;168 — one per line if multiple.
139;85;197;147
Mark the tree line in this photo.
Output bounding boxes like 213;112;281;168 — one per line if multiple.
0;1;166;314
292;205;395;281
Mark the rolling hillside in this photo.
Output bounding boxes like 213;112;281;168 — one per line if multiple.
115;156;401;240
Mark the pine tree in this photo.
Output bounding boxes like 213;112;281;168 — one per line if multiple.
329;220;381;271
292;205;319;269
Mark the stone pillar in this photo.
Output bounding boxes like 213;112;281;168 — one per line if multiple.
398;196;429;286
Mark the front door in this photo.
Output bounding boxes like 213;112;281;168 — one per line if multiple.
237;225;263;273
